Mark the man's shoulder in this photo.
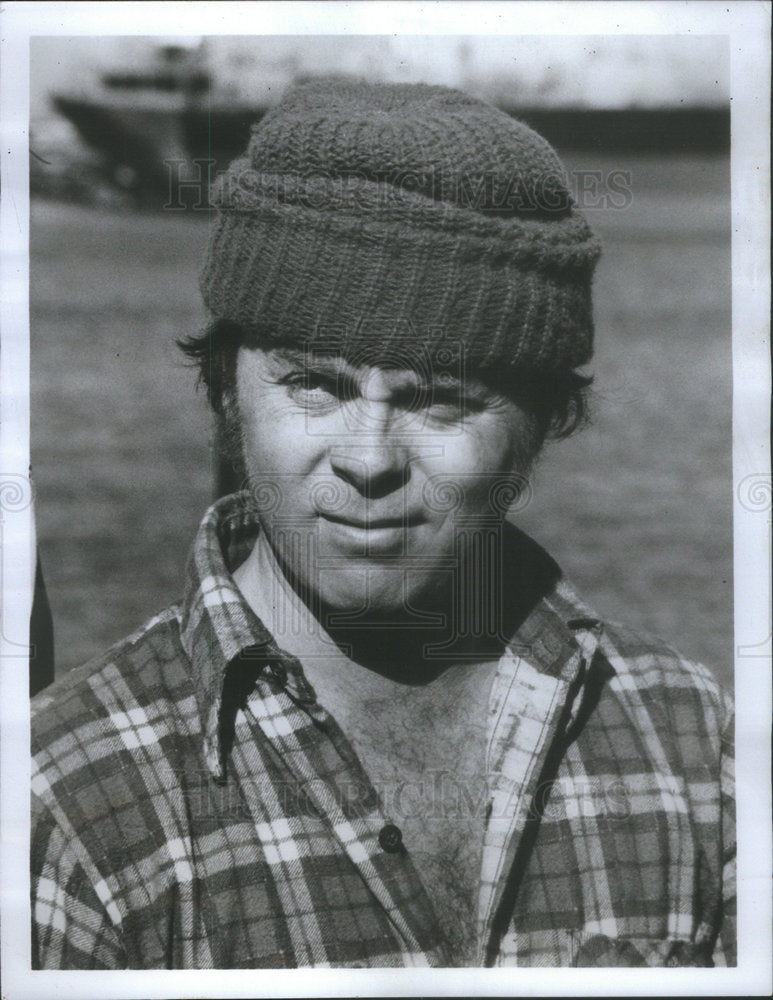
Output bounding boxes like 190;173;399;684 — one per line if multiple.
600;618;730;704
546;574;733;753
545;571;731;712
591;616;734;758
31;603;198;770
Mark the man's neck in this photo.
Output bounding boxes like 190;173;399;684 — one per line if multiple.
231;530;512;686
232;529;337;663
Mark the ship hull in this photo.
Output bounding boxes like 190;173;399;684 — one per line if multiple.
52;94;264;195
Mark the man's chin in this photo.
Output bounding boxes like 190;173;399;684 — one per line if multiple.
312;569;445;625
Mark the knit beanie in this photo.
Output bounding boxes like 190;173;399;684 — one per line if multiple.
201;79;601;375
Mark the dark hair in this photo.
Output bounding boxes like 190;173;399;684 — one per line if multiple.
178;319;245;415
177;318;593;441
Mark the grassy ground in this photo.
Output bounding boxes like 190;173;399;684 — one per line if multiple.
31;153;733;686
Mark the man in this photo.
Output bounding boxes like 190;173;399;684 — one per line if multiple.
31;80;734;968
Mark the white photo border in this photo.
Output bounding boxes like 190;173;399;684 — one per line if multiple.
1;2;770;997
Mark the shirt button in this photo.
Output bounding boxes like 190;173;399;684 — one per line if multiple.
268;662;287;685
378;824;403;853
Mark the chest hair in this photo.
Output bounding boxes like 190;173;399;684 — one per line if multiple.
307;658;498;964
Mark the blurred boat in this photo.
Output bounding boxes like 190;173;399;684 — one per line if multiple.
51;42;263;202
50;41;730;206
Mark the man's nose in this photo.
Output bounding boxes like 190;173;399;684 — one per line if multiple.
329;403;410;499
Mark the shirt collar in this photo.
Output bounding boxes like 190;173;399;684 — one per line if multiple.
179;492;606;779
179;492;316;778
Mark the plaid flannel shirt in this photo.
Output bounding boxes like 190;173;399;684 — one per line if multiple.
31;493;735;968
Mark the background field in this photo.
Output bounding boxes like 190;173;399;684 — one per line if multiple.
31;152;732;687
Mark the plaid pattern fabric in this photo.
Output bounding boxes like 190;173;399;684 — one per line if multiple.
31;493;735;968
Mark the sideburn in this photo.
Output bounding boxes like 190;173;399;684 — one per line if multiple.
217;399;248;494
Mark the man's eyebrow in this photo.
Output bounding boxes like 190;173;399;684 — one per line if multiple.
425;373;493;395
270;347;311;366
271;348;348;372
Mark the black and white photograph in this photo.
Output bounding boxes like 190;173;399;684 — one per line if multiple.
1;2;770;996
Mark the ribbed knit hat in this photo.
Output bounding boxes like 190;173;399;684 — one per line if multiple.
201;79;601;374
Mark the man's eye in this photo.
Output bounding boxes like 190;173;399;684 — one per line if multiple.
299;373;336;394
421;389;485;418
280;371;351;405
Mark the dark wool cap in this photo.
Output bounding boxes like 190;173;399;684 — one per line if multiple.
201;79;601;374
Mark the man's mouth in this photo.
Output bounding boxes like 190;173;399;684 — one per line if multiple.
317;510;424;551
318;512;422;529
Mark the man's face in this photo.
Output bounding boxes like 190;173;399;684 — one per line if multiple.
232;345;538;617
